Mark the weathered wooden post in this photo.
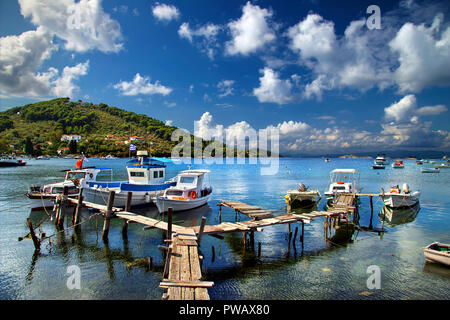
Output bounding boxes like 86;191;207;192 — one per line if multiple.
57;186;69;229
74;188;84;232
167;207;173;240
293;226;298;242
102;190;115;241
197;216;206;247
249;230;255;249
301;221;305;243
122;191;132;238
211;245;215;262
257;242;261;257
27;218;40;250
369;196;374;229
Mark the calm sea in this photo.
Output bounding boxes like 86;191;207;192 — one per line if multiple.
0;157;449;299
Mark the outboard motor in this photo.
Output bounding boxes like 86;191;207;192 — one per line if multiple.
298;182;308;192
402;183;410;194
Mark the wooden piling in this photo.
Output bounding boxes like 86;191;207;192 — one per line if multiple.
122;192;132;238
369;196;374;228
301;221;304;243
293;226;298;242
197;216;206;247
57;186;69;229
257;242;261;257
167;207;173;240
26;218;40;250
211;245;215;262
73;188;84;232
102;190;115;241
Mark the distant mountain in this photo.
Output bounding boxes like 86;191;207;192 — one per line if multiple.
286;150;448;159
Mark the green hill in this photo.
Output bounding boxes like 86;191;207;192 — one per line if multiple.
0;98;187;157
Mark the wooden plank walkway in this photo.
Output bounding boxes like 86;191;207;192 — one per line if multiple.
219;200;274;220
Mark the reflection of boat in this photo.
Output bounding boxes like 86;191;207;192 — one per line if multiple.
324;169;361;200
82;151;176;207
424;242;450;267
156;170;212;213
392;160;404;168
26;167;112;210
379;202;420;225
423;260;450;278
0;157;26;167
374;154;388;165
372;164;385;169
285;182;321;209
421;167;440;173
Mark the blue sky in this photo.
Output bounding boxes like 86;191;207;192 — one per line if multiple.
0;0;449;155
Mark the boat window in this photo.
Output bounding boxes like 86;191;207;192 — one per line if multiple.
180;176;195;184
159;170;164;178
67;172;86;179
52;187;63;194
166;190;183;196
130;171;145;177
333;186;346;191
154;171;158;179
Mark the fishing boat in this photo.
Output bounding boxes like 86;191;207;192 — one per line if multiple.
371;164;385;169
0;157;26;167
415;160;423;165
424;242;450;267
324;169;361;202
380;183;420;208
81;151;176;208
374;154;388;165
155;170;212;213
26;167;112;210
285;182;321;209
421;167;440;173
325;157;330;162
392;160;404;168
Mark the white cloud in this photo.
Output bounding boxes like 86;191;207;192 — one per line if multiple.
384;94;447;123
165;120;173;126
152;3;180;21
217;80;235;97
416;104;448;116
389;13;450;93
49;60;89;97
225;1;276;56
18;0;123;53
113;73;172;96
253;68;294;105
178;22;221;59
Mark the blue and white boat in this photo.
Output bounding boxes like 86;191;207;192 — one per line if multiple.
81;151;177;208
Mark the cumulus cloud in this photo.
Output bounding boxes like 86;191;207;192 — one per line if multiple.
384;94;447;123
152;3;180;21
225;1;276;56
253;68;294;105
113;73;172;96
165;120;173;126
178;22;221;59
19;0;123;53
48;60;89;97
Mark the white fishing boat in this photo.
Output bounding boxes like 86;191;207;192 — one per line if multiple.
285;182;321;209
26;167;112;210
424;242;450;267
392;160;404;168
155;170;212;213
324;169;361;199
0;157;26;167
421;167;440;173
381;183;420;208
81;151;176;208
374;154;388;165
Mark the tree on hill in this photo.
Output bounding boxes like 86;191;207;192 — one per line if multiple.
24;137;34;155
69;140;77;154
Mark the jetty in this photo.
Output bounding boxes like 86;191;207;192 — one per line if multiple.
24;187;360;300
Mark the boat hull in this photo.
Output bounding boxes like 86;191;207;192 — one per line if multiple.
155;195;210;213
28;195;55;211
286;190;320;209
83;187;164;207
381;194;419;208
424;243;450;267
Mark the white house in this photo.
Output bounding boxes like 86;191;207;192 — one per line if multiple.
61;134;81;142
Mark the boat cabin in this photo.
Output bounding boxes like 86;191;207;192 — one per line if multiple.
325;169;360;197
126;151;167;185
164;170;211;199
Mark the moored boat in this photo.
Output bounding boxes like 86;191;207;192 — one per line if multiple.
285;182;321;209
0;157;26;167
324;169;361;206
424;242;450;267
392;160;404;168
421;167;440;173
381;183;420;208
374;154;388;165
155;170;212;213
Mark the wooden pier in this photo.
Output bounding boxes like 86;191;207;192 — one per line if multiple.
26;188;359;300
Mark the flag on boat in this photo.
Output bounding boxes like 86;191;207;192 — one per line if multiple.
129;143;136;151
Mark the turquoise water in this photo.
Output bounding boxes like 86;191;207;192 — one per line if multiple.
0;157;449;299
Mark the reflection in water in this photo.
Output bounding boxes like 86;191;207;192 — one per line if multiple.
379;203;420;226
422;261;450;279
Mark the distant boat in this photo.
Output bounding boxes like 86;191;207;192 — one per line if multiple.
424;242;450;267
374;154;388;165
381;183;420;208
372;164;385;170
0;157;26;167
325;157;330;162
435;163;450;169
415;160;423;165
392;160;404;168
421;167;440;173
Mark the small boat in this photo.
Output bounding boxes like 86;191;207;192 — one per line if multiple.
82;151;176;207
325;157;330;162
0;157;26;167
324;169;361;205
103;154;117;160
285;182;321;209
374;154;388;165
381;183;420;208
435;163;450;169
155;170;212;213
421;167;440;173
372;164;385;169
392;160;404;168
424;242;450;267
26;167;112;210
415;160;423;165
